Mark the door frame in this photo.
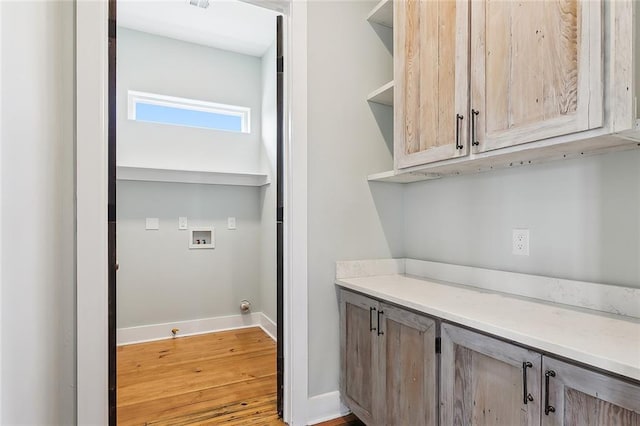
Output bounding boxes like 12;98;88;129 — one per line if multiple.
75;0;309;424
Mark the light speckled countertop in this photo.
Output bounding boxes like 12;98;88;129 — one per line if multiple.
336;272;640;382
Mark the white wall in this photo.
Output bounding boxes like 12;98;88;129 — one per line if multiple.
117;181;263;327
306;0;403;397
404;150;640;288
117;27;264;173
259;39;278;323
1;1;76;424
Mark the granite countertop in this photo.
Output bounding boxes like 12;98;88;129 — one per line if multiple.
336;265;640;382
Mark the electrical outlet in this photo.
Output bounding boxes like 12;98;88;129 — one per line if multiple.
227;217;236;230
512;229;530;256
178;217;188;230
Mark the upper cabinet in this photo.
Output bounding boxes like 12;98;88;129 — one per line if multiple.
471;0;603;153
394;0;469;168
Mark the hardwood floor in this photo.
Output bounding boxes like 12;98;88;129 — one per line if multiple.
117;327;364;425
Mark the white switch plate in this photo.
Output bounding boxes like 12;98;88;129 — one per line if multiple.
146;218;160;230
178;217;188;230
227;217;236;230
512;229;530;256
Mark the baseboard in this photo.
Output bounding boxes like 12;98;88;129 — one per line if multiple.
259;313;277;341
117;312;271;346
307;391;350;425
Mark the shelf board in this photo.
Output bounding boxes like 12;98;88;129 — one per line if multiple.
117;166;270;187
367;0;393;28
367;170;441;184
367;81;394;106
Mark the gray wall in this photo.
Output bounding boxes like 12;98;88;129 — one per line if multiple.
404;150;640;288
307;0;404;397
117;181;262;327
117;27;263;173
1;1;76;423
259;39;277;323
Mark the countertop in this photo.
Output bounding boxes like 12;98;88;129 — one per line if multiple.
336;273;640;382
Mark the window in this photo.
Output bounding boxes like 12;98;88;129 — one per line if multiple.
128;91;250;133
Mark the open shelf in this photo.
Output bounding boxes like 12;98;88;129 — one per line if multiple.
367;0;393;28
117;166;270;187
367;170;441;184
367;81;394;106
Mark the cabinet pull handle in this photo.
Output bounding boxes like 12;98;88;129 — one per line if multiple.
471;109;480;146
522;362;534;404
544;370;556;415
455;114;464;150
369;307;377;332
377;310;384;336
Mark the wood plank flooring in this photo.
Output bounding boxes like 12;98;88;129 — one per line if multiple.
117;327;364;425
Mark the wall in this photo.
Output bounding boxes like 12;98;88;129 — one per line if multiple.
117;27;263;173
259;39;277;323
404;150;640;288
117;181;262;327
307;0;404;397
0;1;76;424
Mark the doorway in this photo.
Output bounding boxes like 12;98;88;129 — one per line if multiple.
108;1;285;423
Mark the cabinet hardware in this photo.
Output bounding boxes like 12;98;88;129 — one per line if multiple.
435;337;441;354
377;310;384;336
369;306;377;332
456;114;464;150
471;109;480;146
544;370;556;415
522;361;534;404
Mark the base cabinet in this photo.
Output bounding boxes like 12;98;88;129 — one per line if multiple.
542;357;640;426
440;324;542;426
339;290;438;426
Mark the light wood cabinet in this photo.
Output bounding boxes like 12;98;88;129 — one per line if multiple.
542;357;640;426
440;323;542;426
394;0;469;168
339;290;438;425
392;0;610;171
470;0;603;153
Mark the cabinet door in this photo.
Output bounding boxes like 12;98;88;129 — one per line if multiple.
542;357;640;426
394;0;469;169
339;290;378;425
440;324;542;426
378;303;437;426
470;0;603;152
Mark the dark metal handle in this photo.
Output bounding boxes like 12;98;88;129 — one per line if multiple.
377;310;384;336
455;114;464;150
369;307;377;332
471;109;480;146
522;362;534;404
545;370;556;415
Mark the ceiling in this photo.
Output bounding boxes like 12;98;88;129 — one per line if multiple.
117;0;278;57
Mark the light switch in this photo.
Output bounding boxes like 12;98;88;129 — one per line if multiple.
178;217;188;230
146;218;160;230
227;217;236;230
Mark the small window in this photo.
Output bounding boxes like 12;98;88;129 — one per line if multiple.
128;91;250;133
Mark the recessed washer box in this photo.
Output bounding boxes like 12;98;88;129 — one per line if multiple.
189;227;215;249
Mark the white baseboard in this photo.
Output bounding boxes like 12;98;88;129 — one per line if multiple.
307;391;350;425
117;312;277;346
259;313;277;341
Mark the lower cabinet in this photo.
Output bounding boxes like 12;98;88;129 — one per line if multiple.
440;323;542;426
542;357;640;426
339;290;438;426
339;289;640;425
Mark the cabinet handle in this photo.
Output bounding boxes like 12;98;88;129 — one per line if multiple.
544;370;556;415
471;109;480;146
369;307;377;332
522;362;534;404
455;114;464;150
377;310;384;336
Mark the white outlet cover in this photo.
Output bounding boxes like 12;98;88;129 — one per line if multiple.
228;217;236;230
178;217;188;230
512;229;530;256
145;218;159;230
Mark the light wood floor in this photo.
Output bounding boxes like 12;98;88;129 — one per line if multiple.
117;327;364;426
